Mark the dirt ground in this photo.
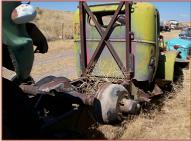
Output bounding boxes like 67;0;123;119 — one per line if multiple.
2;30;191;139
161;30;180;40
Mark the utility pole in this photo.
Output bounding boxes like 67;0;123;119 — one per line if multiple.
62;23;64;39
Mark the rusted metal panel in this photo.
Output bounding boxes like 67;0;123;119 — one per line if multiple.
125;1;131;79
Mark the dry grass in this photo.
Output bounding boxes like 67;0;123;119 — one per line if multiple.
121;68;191;139
33;8;74;41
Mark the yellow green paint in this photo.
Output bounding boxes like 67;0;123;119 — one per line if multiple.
73;2;175;82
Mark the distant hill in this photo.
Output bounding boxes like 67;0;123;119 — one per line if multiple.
33;8;74;41
32;8;190;41
182;22;191;26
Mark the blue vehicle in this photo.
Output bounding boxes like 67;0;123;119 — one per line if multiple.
166;27;191;62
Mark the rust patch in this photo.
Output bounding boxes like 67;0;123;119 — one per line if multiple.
11;9;18;21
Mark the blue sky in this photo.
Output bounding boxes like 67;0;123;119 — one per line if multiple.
31;1;190;22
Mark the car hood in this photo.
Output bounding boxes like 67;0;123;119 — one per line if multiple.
166;38;191;49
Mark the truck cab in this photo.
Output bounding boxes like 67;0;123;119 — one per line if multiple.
74;2;161;82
